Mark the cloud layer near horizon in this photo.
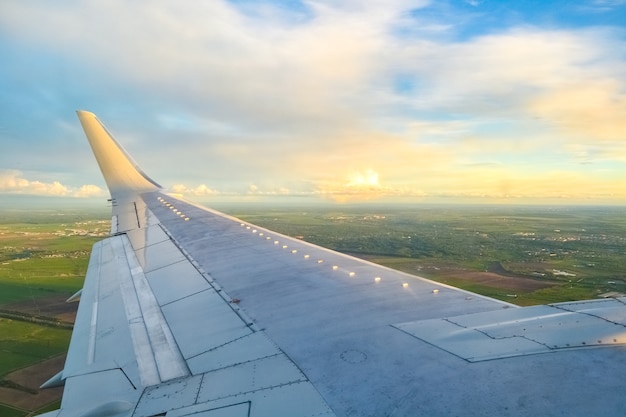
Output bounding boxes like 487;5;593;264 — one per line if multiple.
1;0;625;204
0;170;105;198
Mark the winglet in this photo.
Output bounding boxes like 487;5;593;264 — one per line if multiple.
77;111;161;198
66;288;82;303
40;369;65;389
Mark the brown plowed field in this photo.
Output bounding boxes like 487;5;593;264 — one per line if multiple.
4;295;77;324
0;296;76;413
0;355;66;413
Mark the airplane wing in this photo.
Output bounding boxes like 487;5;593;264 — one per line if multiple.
39;111;626;417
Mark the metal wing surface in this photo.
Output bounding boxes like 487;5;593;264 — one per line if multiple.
39;111;626;417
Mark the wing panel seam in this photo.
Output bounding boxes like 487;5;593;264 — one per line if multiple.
153;219;259;331
119;235;190;382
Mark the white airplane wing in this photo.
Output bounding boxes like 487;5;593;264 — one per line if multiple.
39;111;626;417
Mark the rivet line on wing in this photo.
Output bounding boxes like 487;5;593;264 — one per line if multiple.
157;196;190;221
236;221;419;288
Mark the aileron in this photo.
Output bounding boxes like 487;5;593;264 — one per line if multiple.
396;300;626;362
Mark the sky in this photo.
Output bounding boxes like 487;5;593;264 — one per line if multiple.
1;0;625;206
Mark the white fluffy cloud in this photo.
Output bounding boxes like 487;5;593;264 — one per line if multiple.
170;183;218;197
0;170;106;198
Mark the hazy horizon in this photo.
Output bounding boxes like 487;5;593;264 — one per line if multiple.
3;193;626;212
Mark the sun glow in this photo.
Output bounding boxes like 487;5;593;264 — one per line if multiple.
314;169;388;203
348;170;379;187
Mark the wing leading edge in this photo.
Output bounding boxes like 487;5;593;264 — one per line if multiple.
40;112;626;417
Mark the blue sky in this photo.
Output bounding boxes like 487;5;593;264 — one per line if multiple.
1;0;625;205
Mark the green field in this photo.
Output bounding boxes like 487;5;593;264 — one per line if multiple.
1;203;625;415
0;211;108;305
0;257;91;306
0;319;71;375
0;404;25;417
0;209;108;416
225;204;626;305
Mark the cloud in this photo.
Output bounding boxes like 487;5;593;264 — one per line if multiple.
347;169;380;187
0;0;417;132
170;183;219;197
590;0;626;10
528;80;626;140
386;27;625;113
0;1;625;203
0;170;106;198
0;171;30;189
74;184;107;198
246;183;293;196
2;3;622;132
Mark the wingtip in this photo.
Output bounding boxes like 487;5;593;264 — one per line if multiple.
40;370;65;389
66;288;82;303
76;110;95;118
77;111;162;195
